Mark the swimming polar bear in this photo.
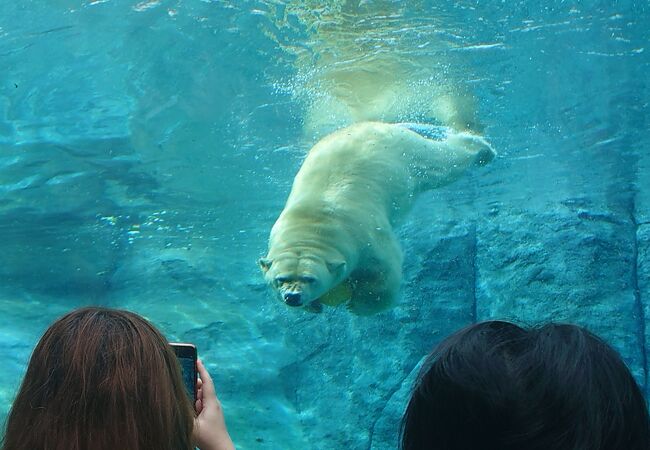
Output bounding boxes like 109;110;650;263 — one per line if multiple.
259;121;495;315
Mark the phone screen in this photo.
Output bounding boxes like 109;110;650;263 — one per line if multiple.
170;343;197;402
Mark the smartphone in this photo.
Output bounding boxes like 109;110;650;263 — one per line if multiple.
170;342;197;402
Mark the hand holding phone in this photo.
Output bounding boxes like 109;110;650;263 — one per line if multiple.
193;359;235;450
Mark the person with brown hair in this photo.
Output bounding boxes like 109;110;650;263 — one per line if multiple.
1;307;235;450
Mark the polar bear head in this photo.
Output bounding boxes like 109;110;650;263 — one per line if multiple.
259;252;346;308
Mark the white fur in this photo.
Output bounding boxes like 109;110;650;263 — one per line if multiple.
260;121;495;314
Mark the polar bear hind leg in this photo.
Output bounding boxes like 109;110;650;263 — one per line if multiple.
446;131;496;167
400;126;496;193
401;123;496;168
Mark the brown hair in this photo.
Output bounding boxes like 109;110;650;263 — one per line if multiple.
2;307;195;450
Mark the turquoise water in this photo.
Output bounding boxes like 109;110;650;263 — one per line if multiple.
1;1;649;449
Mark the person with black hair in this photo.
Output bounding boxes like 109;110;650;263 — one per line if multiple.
400;321;650;450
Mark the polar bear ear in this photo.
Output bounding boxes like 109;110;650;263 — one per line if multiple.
258;257;273;273
326;261;347;277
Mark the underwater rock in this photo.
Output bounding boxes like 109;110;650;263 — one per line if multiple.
0;211;122;298
369;356;424;450
475;209;646;386
638;224;650;393
636;150;650;225
0;137;161;298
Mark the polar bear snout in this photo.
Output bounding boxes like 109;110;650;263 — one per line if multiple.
262;259;326;305
283;291;303;307
279;280;309;306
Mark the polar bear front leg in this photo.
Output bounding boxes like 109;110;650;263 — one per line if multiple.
346;263;401;315
345;228;404;315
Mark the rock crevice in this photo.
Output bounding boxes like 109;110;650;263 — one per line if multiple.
632;214;648;394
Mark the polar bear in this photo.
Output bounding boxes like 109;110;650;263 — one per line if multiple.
259;121;495;314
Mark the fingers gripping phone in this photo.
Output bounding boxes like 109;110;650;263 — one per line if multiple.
170;342;197;402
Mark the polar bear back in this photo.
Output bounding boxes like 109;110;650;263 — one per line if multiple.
284;121;490;227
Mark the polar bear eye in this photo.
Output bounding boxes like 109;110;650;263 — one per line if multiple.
301;276;317;284
275;276;290;285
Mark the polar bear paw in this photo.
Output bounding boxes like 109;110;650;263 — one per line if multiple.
397;122;496;167
448;131;497;166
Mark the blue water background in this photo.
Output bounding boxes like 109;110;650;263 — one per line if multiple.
1;1;649;449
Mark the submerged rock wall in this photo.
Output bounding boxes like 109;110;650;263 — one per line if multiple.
638;142;650;399
371;204;649;450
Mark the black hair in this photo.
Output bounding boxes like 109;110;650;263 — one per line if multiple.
400;321;650;450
